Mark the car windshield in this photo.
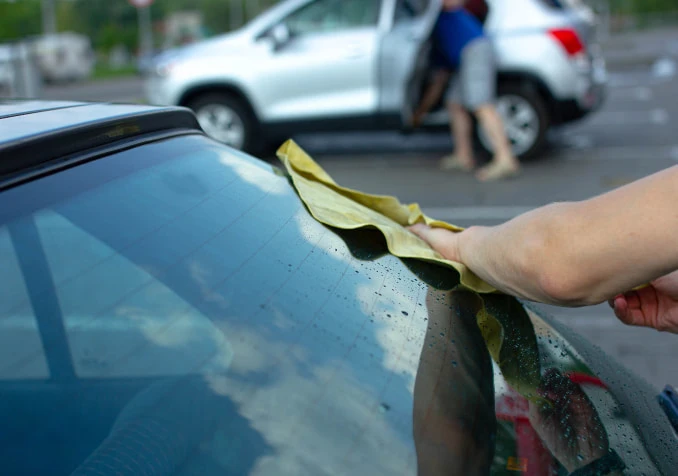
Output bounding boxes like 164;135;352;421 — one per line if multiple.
0;135;673;475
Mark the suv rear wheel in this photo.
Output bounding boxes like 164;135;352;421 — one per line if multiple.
476;82;549;160
189;93;255;152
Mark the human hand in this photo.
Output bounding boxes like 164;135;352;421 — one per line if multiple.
408;224;462;262
528;369;609;473
609;269;678;334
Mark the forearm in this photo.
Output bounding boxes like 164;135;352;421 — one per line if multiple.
458;166;678;306
458;203;577;305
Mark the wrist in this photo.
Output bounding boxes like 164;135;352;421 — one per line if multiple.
458;226;492;274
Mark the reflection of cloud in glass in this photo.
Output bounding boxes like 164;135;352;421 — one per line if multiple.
294;212;422;392
192;213;428;473
219;152;288;196
204;329;416;475
357;282;423;395
188;259;231;308
68;278;234;378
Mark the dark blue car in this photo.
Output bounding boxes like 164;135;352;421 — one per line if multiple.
0;101;674;475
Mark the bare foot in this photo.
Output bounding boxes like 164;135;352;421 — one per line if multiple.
475;160;520;182
439;154;474;172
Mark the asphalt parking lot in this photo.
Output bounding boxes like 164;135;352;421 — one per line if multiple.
42;29;678;391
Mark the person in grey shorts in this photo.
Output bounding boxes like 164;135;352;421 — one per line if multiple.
412;0;520;181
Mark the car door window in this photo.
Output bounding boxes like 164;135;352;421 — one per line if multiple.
394;0;428;21
285;0;381;35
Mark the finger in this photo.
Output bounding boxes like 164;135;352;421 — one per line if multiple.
614;299;649;328
612;296;628;321
613;299;644;327
408;224;461;262
622;290;641;309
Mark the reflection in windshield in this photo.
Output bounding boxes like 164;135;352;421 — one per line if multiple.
0;135;671;475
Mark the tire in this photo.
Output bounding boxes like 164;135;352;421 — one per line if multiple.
476;82;550;160
188;93;257;153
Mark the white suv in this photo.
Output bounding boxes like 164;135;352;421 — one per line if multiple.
145;0;607;158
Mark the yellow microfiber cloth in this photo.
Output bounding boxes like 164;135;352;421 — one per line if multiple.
277;139;544;403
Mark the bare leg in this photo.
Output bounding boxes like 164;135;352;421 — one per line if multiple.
474;104;520;181
413;70;452;127
441;102;474;171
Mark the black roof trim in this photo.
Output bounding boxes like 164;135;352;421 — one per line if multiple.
0;106;202;180
0;102;90;120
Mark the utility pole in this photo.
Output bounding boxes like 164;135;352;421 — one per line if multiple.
138;5;154;58
41;0;57;35
129;0;155;58
246;0;261;23
229;0;244;31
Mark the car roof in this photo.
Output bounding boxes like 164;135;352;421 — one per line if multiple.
0;100;202;189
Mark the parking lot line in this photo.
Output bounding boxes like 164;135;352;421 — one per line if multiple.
424;206;533;221
560;144;678;161
587;108;669;127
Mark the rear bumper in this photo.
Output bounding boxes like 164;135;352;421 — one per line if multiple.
553;55;608;124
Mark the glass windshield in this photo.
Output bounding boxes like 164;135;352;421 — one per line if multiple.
0;135;672;475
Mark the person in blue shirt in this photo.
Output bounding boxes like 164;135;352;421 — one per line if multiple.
412;0;520;181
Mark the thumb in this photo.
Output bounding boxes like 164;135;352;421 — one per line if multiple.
408;224;461;262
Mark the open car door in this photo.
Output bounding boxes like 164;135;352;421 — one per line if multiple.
377;0;441;127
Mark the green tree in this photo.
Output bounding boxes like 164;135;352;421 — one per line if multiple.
0;0;42;42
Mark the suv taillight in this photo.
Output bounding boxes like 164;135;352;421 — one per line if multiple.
548;28;585;56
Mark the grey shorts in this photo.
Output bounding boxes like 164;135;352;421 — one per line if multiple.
446;37;497;110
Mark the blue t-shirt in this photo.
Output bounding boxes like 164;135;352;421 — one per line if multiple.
433;9;485;69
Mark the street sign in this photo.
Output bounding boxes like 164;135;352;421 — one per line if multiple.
129;0;153;8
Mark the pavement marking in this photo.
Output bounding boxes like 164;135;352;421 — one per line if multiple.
607;85;653;102
586;108;669;127
652;57;677;78
561;134;595;149
671;146;678;162
607;71;669;88
551;316;621;329
562;144;678;161
423;206;533;221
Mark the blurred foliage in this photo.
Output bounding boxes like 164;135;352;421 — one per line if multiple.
0;0;278;53
608;0;678;14
1;0;675;51
0;0;42;42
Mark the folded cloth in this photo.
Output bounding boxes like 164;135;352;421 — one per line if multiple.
277;139;544;403
276;140;494;293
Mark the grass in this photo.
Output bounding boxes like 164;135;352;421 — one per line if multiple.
91;64;138;81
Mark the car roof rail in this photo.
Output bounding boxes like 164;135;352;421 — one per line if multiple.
0;104;203;190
